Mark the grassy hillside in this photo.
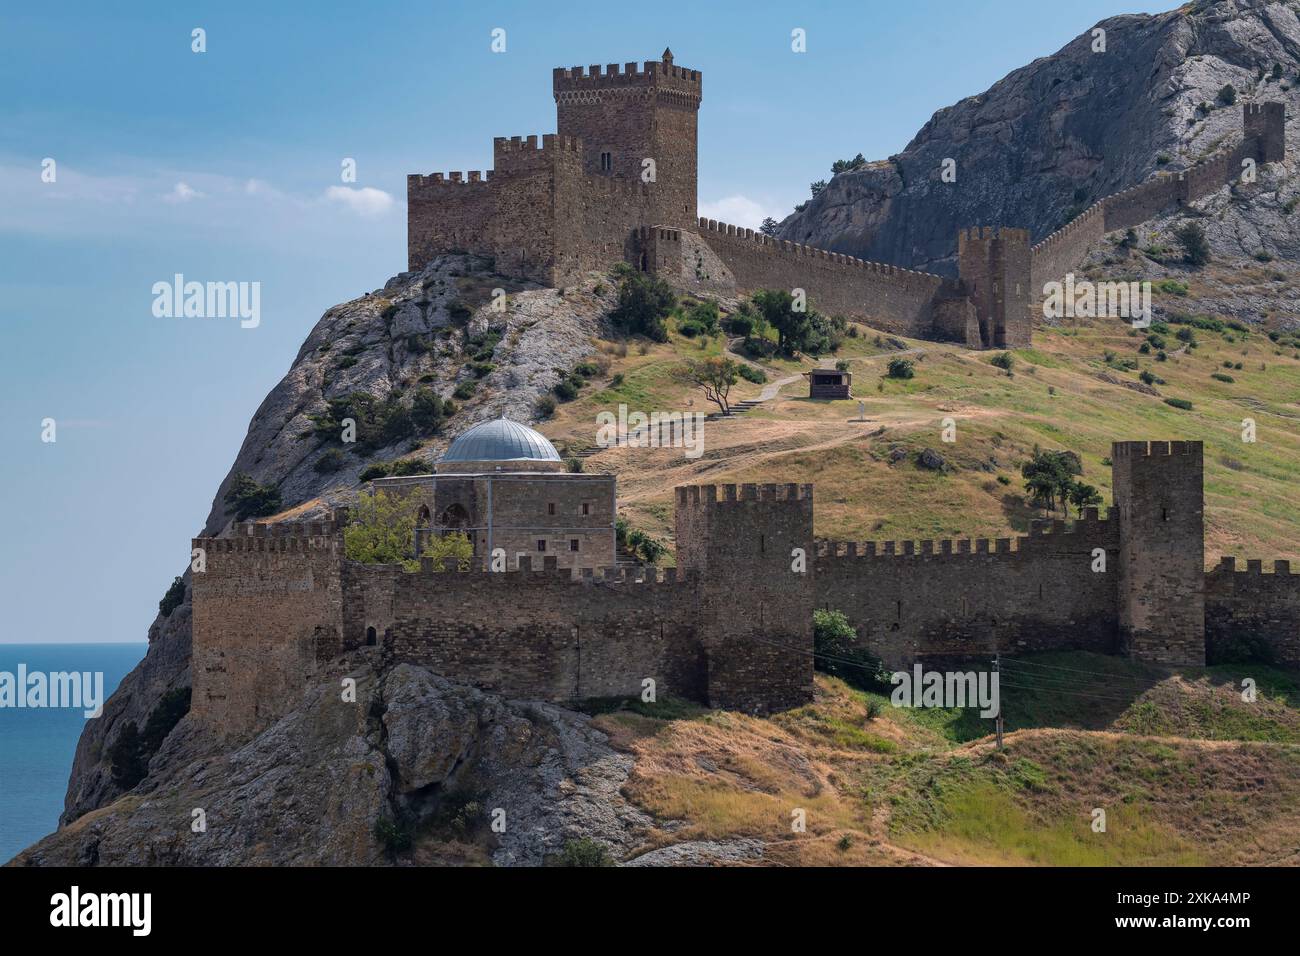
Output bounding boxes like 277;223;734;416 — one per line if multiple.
593;659;1300;866
539;275;1300;566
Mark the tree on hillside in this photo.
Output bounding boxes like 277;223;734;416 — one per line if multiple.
609;268;675;342
752;289;810;355
759;217;779;237
677;356;740;415
1176;222;1210;268
831;153;867;175
223;472;282;521
1021;447;1084;515
1066;481;1103;519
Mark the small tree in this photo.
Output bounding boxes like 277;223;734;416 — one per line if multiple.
344;491;420;571
759;217;779;237
609;270;675;342
1067;481;1103;518
678;356;740;415
422;531;474;571
223;472;282;521
812;609;889;691
1176;222;1210;268
886;358;915;380
1217;83;1236;106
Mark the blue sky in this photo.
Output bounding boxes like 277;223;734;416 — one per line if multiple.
0;0;1180;643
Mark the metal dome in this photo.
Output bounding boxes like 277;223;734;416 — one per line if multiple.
440;416;561;463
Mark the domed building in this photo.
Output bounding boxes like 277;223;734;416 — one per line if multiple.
369;415;616;570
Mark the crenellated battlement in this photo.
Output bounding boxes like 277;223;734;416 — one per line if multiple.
1112;439;1202;460
409;554;695;587
676;482;814;508
815;507;1116;562
959;225;1031;245
552;56;702;92
697;218;956;288
1214;557;1295;575
193;519;343;554
408;171;493;188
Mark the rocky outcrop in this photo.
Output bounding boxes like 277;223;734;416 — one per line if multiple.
21;659;653;866
58;255;616;827
778;0;1300;276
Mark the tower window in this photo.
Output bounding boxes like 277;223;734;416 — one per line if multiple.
537;540;547;552
570;539;580;552
581;502;590;516
600;151;612;172
547;502;556;515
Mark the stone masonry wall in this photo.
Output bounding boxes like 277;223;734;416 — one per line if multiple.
384;562;706;702
694;219;958;336
813;510;1121;668
191;520;345;740
1205;558;1300;668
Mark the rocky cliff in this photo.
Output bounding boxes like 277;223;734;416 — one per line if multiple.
19;659;656;866
57;255;616;829
779;0;1300;276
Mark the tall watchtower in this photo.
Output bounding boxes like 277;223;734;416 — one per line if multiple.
1244;101;1286;165
674;483;814;712
1111;440;1206;666
553;47;702;229
957;226;1032;349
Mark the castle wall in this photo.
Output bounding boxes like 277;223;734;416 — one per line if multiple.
191;521;345;739
383;562;706;702
1029;103;1286;295
813;511;1121;668
693;220;956;336
1205;559;1300;668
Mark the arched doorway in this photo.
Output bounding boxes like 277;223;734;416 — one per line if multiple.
365;626;377;647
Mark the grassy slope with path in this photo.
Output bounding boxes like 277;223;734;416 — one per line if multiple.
540;278;1300;566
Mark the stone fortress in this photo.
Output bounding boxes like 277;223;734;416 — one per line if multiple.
189;47;1296;741
406;47;1285;350
191;422;1300;740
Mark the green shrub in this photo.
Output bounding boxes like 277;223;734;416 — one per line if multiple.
886;358;915;379
391;458;428;477
159;576;186;617
453;380;477;400
359;463;391;482
374;816;413;853
536;395;558;417
1211;372;1235;383
1164;397;1193;410
565;457;584;473
737;364;767;384
990;351;1015;372
609;270;675;342
223;472;282;521
1217;83;1236;106
553;378;579;401
557;838;613;867
1176;222;1210;267
812;608;890;692
411;389;446;434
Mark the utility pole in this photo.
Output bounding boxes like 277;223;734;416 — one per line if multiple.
993;653;1004;751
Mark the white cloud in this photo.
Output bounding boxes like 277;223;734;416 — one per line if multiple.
698;195;782;231
324;185;394;218
163;181;203;203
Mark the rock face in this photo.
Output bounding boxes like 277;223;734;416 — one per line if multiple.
19;660;652;866
778;0;1300;276
58;255;615;827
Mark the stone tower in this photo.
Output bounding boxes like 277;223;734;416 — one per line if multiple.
553;47;702;229
957;226;1032;349
1111;440;1206;666
674;483;814;712
1244;101;1286;165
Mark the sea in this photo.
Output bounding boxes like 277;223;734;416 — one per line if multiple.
0;643;144;862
